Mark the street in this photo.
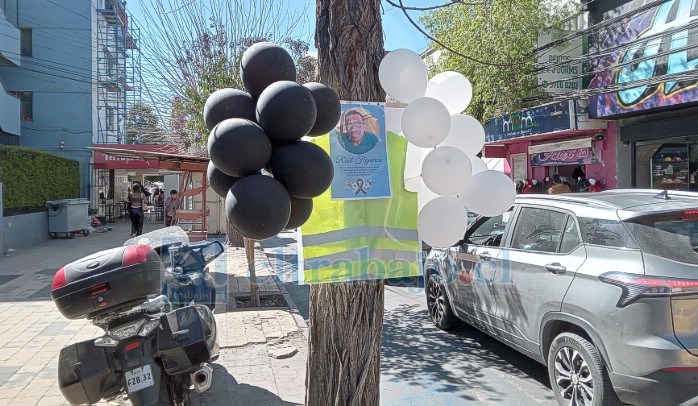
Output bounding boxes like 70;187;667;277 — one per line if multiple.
380;285;556;405
262;233;557;405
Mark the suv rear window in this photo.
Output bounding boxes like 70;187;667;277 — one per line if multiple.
578;218;637;249
623;211;698;264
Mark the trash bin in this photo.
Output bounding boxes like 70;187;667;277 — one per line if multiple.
46;199;91;239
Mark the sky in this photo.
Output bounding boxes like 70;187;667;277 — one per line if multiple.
126;0;442;54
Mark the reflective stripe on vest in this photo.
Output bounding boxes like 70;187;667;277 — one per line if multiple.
299;131;420;284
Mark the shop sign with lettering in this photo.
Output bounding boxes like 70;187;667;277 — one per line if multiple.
530;147;599;166
484;101;572;142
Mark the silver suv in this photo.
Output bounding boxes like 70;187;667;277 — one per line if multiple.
425;189;698;406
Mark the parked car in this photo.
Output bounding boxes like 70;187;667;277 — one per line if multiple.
425;189;698;406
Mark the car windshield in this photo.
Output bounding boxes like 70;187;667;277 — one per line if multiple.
623;210;698;265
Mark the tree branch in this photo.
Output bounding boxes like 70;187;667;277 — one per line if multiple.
387;0;484;11
386;0;519;67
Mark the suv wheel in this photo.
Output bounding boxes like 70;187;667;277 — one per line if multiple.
548;332;621;406
426;272;457;330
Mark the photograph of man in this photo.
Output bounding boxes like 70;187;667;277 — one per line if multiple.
338;108;379;154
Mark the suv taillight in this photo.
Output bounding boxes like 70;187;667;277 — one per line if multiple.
599;272;698;307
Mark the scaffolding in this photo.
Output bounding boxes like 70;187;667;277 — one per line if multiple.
96;0;142;144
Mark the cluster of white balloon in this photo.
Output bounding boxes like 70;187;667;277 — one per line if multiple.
378;49;516;248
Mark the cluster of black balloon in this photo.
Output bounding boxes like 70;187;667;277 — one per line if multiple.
205;42;340;240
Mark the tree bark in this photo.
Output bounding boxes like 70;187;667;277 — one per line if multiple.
307;1;385;405
244;237;260;307
226;216;245;247
316;0;385;103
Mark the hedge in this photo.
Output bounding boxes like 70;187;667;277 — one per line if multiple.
0;145;80;216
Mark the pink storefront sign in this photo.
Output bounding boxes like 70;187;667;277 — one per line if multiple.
530;147;599;166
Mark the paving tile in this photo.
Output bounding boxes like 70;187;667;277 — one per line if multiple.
37;395;69;406
9;396;40;405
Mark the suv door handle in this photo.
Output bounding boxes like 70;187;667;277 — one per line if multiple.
478;252;491;261
545;263;566;275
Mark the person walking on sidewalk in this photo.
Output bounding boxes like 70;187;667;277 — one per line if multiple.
164;189;181;227
128;184;146;236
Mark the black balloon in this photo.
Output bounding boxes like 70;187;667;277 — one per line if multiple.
225;175;291;240
303;82;341;136
207;161;241;198
268;141;333;198
240;42;297;100
203;88;256;131
256;81;317;142
285;197;313;230
208;118;272;177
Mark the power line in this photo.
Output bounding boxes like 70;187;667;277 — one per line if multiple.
528;70;698;102
388;0;675;70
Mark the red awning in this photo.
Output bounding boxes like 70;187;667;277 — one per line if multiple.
90;144;207;171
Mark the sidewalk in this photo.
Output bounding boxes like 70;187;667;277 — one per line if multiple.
0;218;307;405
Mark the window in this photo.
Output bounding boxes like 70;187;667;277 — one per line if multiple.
20;28;32;57
624;212;698;264
510;207;567;253
578;218;637;248
467;210;513;246
559;216;581;253
18;92;32;121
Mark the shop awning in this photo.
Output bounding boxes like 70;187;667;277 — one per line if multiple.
89;145;210;241
528;137;592;154
89;145;208;171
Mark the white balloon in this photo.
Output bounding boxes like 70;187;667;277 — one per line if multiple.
441;114;486;157
401;97;451;147
422;147;473;196
459;170;516;217
425;71;473;114
418;196;469;248
470;155;488;174
379;49;428;104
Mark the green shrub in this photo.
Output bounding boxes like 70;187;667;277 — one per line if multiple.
0;146;80;215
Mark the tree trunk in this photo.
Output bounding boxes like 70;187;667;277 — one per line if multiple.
306;1;385;405
225;216;245;247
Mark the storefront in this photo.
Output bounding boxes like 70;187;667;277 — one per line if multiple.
614;108;698;190
483;99;614;191
586;0;698;191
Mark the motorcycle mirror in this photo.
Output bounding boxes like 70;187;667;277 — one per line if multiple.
202;241;225;263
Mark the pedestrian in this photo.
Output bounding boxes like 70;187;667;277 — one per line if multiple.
589;178;603;192
522;179;533;194
548;174;572;194
128;184;146;236
164;189;180;227
531;179;544;193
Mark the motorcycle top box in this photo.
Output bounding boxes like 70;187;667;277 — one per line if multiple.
51;245;163;319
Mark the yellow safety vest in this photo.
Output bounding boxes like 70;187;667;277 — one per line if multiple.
299;131;420;284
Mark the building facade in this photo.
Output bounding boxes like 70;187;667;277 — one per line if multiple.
483;100;614;191
587;0;698;192
0;0;141;199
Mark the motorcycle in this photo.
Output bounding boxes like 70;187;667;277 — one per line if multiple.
124;227;224;310
50;242;219;405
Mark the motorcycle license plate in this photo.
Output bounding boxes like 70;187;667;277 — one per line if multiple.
125;364;155;393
